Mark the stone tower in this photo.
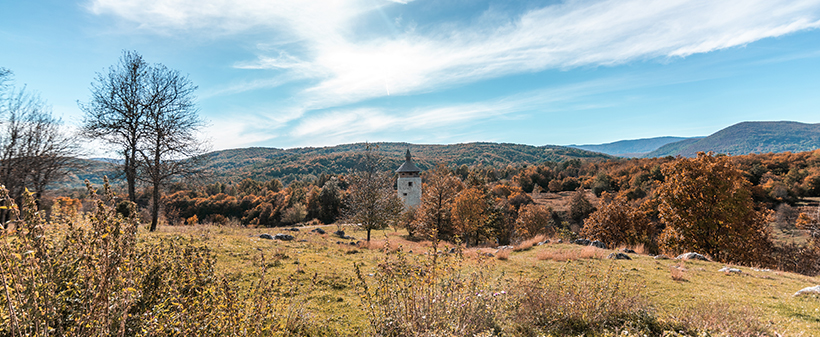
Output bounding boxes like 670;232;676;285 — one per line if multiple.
396;149;421;208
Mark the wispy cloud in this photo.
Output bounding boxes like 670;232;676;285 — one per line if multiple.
88;0;820;148
91;0;820;103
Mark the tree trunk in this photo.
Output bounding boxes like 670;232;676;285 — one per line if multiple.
126;148;137;203
367;228;371;242
150;182;160;232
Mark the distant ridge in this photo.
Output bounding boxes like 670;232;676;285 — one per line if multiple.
644;121;820;158
569;136;695;157
200;142;612;184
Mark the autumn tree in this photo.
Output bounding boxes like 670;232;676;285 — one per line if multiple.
452;186;489;246
582;191;654;249
344;143;403;241
415;164;463;241
569;189;595;224
796;206;820;248
515;203;554;240
657;152;772;264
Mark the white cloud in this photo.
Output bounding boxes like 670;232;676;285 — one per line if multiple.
89;0;820;146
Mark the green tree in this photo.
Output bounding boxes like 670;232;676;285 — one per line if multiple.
657;152;772;264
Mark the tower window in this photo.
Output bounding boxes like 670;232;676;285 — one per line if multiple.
403;193;408;196
408;182;413;187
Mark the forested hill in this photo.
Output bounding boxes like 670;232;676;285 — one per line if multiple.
569;136;694;157
200;142;612;184
645;121;820;158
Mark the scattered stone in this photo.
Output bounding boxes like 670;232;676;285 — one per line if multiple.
752;268;771;272
590;240;607;249
298;239;308;242
794;285;820;297
497;245;514;250
608;252;632;260
449;247;456;254
485;253;495;257
311;228;326;235
333;230;345;237
537;239;550;246
573;238;591;246
259;233;274;240
676;252;710;261
349;241;357;246
274;233;295;241
719;266;741;273
654;254;670;260
336;241;342;244
285;227;300;232
556;239;563;243
622;248;636;254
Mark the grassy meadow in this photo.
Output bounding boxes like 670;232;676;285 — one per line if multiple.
146;221;820;336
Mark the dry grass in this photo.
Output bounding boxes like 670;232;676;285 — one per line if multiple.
672;302;771;336
495;248;511;260
670;261;687;281
616;243;646;255
536;245;607;261
513;234;547;252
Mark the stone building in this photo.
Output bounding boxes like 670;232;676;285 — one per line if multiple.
396;149;421;208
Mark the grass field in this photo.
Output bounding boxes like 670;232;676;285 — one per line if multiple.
146;223;820;336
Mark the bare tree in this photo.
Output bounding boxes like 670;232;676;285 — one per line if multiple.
79;51;149;202
0;68;81;206
138;63;207;232
344;143;403;242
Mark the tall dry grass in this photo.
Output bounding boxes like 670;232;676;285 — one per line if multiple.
0;181;334;336
513;234;547;252
536;245;607;262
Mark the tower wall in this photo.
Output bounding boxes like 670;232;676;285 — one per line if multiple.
397;173;421;208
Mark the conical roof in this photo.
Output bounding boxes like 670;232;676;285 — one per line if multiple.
396;149;421;173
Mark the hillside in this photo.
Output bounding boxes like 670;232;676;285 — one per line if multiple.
199;142;612;183
570;136;694;157
645;121;820;158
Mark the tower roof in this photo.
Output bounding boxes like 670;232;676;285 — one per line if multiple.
396;149;421;173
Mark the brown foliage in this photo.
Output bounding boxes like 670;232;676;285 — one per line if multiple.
657;153;772;264
582;191;655;251
515;204;554;240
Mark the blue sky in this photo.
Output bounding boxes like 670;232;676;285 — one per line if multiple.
2;0;820;153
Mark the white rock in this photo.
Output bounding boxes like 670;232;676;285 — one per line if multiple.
718;266;741;273
794;285;820;297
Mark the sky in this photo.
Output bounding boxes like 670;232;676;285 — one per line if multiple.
2;0;820;154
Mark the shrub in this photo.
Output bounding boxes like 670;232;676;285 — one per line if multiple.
356;246;506;336
0;181;332;336
513;263;671;336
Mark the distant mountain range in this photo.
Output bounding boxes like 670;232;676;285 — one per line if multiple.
569;136;694;157
644;121;820;158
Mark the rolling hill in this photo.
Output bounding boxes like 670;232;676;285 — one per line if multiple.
199;142;613;184
569;136;695;157
645;121;820;158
